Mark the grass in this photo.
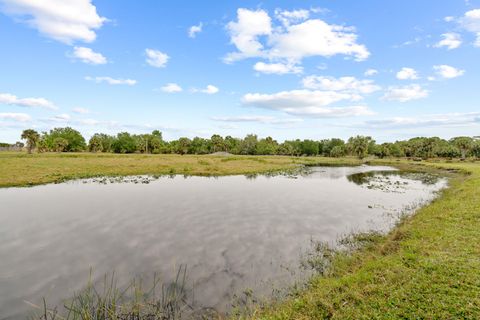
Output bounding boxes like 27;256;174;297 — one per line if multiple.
0;152;362;188
251;160;480;319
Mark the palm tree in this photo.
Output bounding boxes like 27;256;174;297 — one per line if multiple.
451;136;473;160
21;129;40;154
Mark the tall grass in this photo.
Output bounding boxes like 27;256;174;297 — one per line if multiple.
33;266;197;320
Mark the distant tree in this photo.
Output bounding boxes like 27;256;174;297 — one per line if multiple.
224;136;240;154
210;134;225;153
256;136;278;155
348;135;373;159
321;138;344;156
52;137;69;152
88;135;104;152
472;139;480;158
14;141;25;148
451;136;474;160
329;145;345;158
112;132;137;153
21;129;40;153
189;137;211;154
278;141;296;156
176;137;192;155
300;139;319;156
43;127;86;152
239;134;258;155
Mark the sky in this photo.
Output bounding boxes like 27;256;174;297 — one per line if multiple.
0;0;479;143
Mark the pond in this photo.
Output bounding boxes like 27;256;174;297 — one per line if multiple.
0;165;447;319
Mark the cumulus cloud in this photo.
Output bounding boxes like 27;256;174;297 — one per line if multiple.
145;49;169;68
253;61;303;74
382;84;428;102
188;22;202;38
225;8;272;61
242;89;373;118
274;8;310;26
71;46;107;64
48;113;71;122
192;85;219;94
0;112;31;122
0;0;107;44
72;107;90;114
211;115;302;125
85;76;137;85
0;92;57;110
225;7;369;68
302;76;380;95
363;112;480;129
396;67;419;80
364;69;378;76
433;65;465;79
434;33;462;49
161;83;183;93
460;9;480;46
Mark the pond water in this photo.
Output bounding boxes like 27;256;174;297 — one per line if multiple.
0;166;447;319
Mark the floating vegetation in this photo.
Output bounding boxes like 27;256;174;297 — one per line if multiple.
347;171;444;193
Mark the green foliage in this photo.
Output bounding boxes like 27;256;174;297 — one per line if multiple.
329;145;345;157
112;132;138;153
17;127;480;160
42;127;86;152
52;137;69;152
450;136;474;159
348;135;374;159
256;136;278;155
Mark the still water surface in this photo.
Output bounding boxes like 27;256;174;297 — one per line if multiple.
0;166;447;319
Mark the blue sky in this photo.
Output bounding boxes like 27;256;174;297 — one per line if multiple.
0;0;479;143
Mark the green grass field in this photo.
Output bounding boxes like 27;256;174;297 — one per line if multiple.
0;152;362;187
1;152;479;319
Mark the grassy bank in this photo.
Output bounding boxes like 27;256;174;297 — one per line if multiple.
252;160;480;319
0;152;362;188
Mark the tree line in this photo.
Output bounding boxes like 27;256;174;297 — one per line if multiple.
17;127;480;159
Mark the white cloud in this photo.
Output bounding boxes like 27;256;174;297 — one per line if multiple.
48;113;71;122
302;76;380;94
145;49;169;68
434;33;462;50
85;76;137;85
274;9;310;26
0;112;31;122
193;85;219;94
253;61;303;74
225;8;369;64
268;19;370;62
433;65;465;79
364;69;378;76
461;9;480;43
396;67;419;80
363;112;480;129
0;92;57;110
212;115;302;125
161;83;183;93
242;89;373;118
72;46;107;65
0;0;106;44
382;84;428;102
225;8;272;61
188;22;202;38
72;107;90;114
